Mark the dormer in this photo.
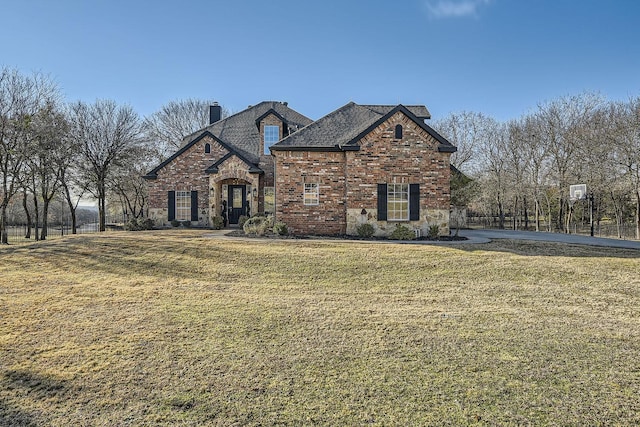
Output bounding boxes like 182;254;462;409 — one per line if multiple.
256;109;289;155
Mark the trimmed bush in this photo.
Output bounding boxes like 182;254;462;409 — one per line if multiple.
428;224;440;239
243;216;271;236
124;217;155;231
170;219;180;228
211;216;224;230
181;220;191;228
389;224;415;240
238;215;249;228
273;221;288;236
356;223;375;238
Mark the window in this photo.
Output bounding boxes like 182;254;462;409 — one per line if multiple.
395;124;403;139
377;183;419;221
264;187;275;214
264;125;280;154
304;183;319;205
175;191;191;221
387;183;409;221
204;143;211;153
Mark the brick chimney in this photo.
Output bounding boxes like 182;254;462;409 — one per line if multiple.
209;102;221;124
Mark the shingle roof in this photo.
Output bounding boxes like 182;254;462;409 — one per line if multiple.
144;101;313;178
183;101;313;163
270;102;455;152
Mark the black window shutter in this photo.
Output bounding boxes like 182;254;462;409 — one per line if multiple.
409;184;420;221
377;184;387;221
168;191;175;221
190;191;198;221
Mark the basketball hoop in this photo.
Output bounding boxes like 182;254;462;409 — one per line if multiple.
569;184;586;206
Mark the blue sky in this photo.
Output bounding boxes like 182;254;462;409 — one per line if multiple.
2;0;639;121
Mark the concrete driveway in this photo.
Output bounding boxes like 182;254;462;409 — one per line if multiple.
459;229;640;250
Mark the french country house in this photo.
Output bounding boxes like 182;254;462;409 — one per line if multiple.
143;101;457;236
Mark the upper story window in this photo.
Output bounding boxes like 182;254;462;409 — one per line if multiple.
264;125;280;154
395;124;403;139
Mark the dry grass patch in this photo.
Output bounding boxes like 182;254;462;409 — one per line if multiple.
1;230;639;425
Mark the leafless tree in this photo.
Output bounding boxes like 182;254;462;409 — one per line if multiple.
432;111;490;175
68;100;143;232
535;92;605;232
25;102;69;240
610;98;640;239
143;98;229;158
0;67;58;244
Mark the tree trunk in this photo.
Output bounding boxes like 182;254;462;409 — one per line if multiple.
33;194;40;241
635;190;640;240
99;181;106;232
523;195;529;231
558;197;565;233
534;197;540;232
40;199;50;240
0;204;8;244
512;195;518;230
22;191;32;239
62;183;79;234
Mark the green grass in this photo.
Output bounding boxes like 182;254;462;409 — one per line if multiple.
1;230;639;425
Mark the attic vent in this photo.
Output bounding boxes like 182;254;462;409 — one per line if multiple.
395;124;403;139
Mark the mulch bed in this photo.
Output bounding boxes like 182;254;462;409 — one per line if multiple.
225;229;467;242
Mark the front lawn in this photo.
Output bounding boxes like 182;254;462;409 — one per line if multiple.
1;230;638;425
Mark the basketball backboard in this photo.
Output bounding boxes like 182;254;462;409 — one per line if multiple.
569;184;587;202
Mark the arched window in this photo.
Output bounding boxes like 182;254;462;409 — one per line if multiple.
204;143;211;154
394;124;403;139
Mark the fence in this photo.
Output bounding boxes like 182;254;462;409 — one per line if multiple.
2;221;121;246
467;215;638;240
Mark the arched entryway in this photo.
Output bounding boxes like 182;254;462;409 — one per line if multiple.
210;177;257;226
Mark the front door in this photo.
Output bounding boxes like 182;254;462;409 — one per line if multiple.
228;185;247;225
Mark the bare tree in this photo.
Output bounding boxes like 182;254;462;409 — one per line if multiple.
26;102;68;240
432;111;489;175
476;120;509;228
610;98;640;239
0;67;58;244
68;100;143;232
143;98;229;158
536;92;604;232
108;144;155;223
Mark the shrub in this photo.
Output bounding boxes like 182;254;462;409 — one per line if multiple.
356;223;375;238
389;224;415;240
181;220;191;228
243;216;270;236
211;216;224;230
238;215;249;228
140;218;155;230
124;218;141;231
428;224;440;239
273;221;288;236
170;219;180;228
124;217;155;231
